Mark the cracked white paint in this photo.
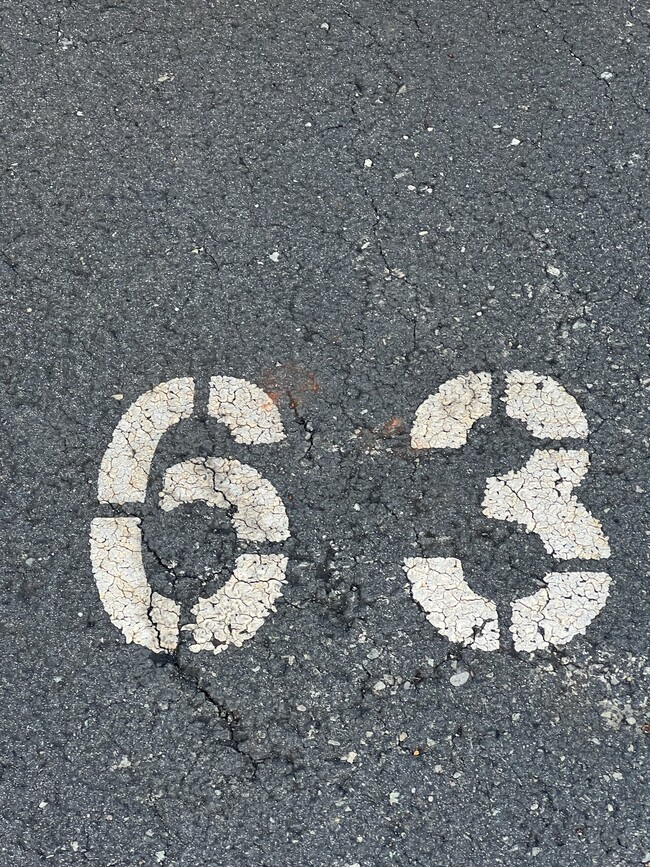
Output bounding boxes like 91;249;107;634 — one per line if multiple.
405;371;612;652
504;370;588;439
482;448;610;560
403;557;499;652
510;571;611;652
89;517;180;652
411;371;492;449
159;456;289;542
92;375;290;656
98;377;195;504
208;376;285;444
184;554;288;654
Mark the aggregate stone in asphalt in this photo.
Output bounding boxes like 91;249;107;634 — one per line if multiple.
1;2;649;865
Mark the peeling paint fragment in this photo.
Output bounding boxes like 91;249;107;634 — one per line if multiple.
504;370;588;439
184;554;288;654
208;376;285;444
98;377;195;504
403;557;499;651
511;571;611;652
482;448;610;560
159;457;289;542
411;372;492;449
89;517;179;652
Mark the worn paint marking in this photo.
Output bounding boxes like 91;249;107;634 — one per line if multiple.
89;517;180;652
183;554;288;654
510;571;611;652
92;376;289;656
407;370;612;652
160;457;290;542
98;377;195;505
482;448;610;561
403;557;500;652
208;375;286;444
411;371;492;450
504;370;589;440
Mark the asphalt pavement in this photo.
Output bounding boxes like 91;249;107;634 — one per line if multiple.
1;1;649;865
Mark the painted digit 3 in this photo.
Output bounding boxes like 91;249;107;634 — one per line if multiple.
90;376;289;655
404;371;612;653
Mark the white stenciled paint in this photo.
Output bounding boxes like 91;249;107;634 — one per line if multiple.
406;371;613;652
98;377;195;504
89;517;180;652
504;370;589;439
92;376;290;656
411;371;492;449
510;571;611;652
403;557;499;651
208;376;285;444
184;554;288;654
482;448;610;560
160;457;290;542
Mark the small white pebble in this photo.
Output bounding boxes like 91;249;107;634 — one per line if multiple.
450;671;470;687
509;137;521;146
364;158;373;169
269;251;280;262
320;22;330;30
374;680;386;691
600;71;614;80
388;791;400;805
112;393;124;401
546;264;561;277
